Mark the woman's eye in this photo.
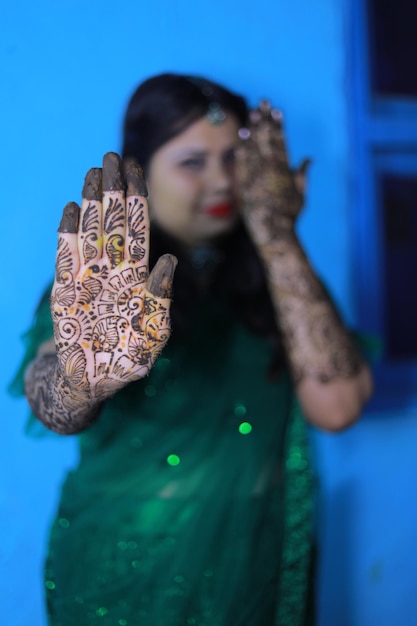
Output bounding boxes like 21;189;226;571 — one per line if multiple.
223;149;236;166
223;150;236;173
179;157;205;171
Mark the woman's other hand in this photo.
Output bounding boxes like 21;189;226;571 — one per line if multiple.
236;101;310;247
235;105;373;431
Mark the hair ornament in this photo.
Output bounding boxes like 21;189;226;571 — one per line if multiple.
206;102;227;125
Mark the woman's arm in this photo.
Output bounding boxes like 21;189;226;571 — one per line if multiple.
24;154;176;434
254;230;372;431
236;103;372;431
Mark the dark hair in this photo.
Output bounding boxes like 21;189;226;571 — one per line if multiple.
121;73;286;378
122;73;248;172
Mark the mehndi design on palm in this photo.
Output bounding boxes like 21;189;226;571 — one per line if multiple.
52;153;177;403
236;100;310;246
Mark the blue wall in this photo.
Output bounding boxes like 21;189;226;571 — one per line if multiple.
2;1;416;624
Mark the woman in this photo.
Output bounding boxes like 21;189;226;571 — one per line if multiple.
18;73;372;625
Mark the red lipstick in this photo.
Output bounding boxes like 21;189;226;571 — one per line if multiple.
205;203;235;218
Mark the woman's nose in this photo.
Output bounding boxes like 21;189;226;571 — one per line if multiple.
206;158;233;193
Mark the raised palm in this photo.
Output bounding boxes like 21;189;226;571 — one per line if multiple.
51;153;176;403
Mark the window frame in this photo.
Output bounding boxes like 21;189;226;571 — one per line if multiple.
349;0;417;411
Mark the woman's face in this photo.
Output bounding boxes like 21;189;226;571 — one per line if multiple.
146;114;240;246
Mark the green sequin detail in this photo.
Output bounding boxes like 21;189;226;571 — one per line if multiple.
238;421;252;434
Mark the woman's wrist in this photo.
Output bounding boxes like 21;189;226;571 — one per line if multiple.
24;353;103;434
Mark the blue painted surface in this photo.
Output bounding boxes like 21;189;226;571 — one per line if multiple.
2;1;416;624
311;411;417;626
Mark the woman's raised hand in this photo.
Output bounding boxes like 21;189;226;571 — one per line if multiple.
51;153;177;403
236;101;310;247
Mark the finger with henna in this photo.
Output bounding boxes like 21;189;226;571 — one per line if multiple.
147;254;178;299
56;201;81;278
124;161;150;267
79;167;103;265
102;152;126;268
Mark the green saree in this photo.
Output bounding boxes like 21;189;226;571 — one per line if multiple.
13;287;314;626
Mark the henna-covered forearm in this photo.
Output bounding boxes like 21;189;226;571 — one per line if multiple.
236;102;372;429
258;230;364;384
24;351;102;434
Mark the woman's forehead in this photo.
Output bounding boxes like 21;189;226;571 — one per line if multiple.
161;115;240;154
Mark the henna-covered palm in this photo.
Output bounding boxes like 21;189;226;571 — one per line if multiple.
236;100;310;247
51;152;177;405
